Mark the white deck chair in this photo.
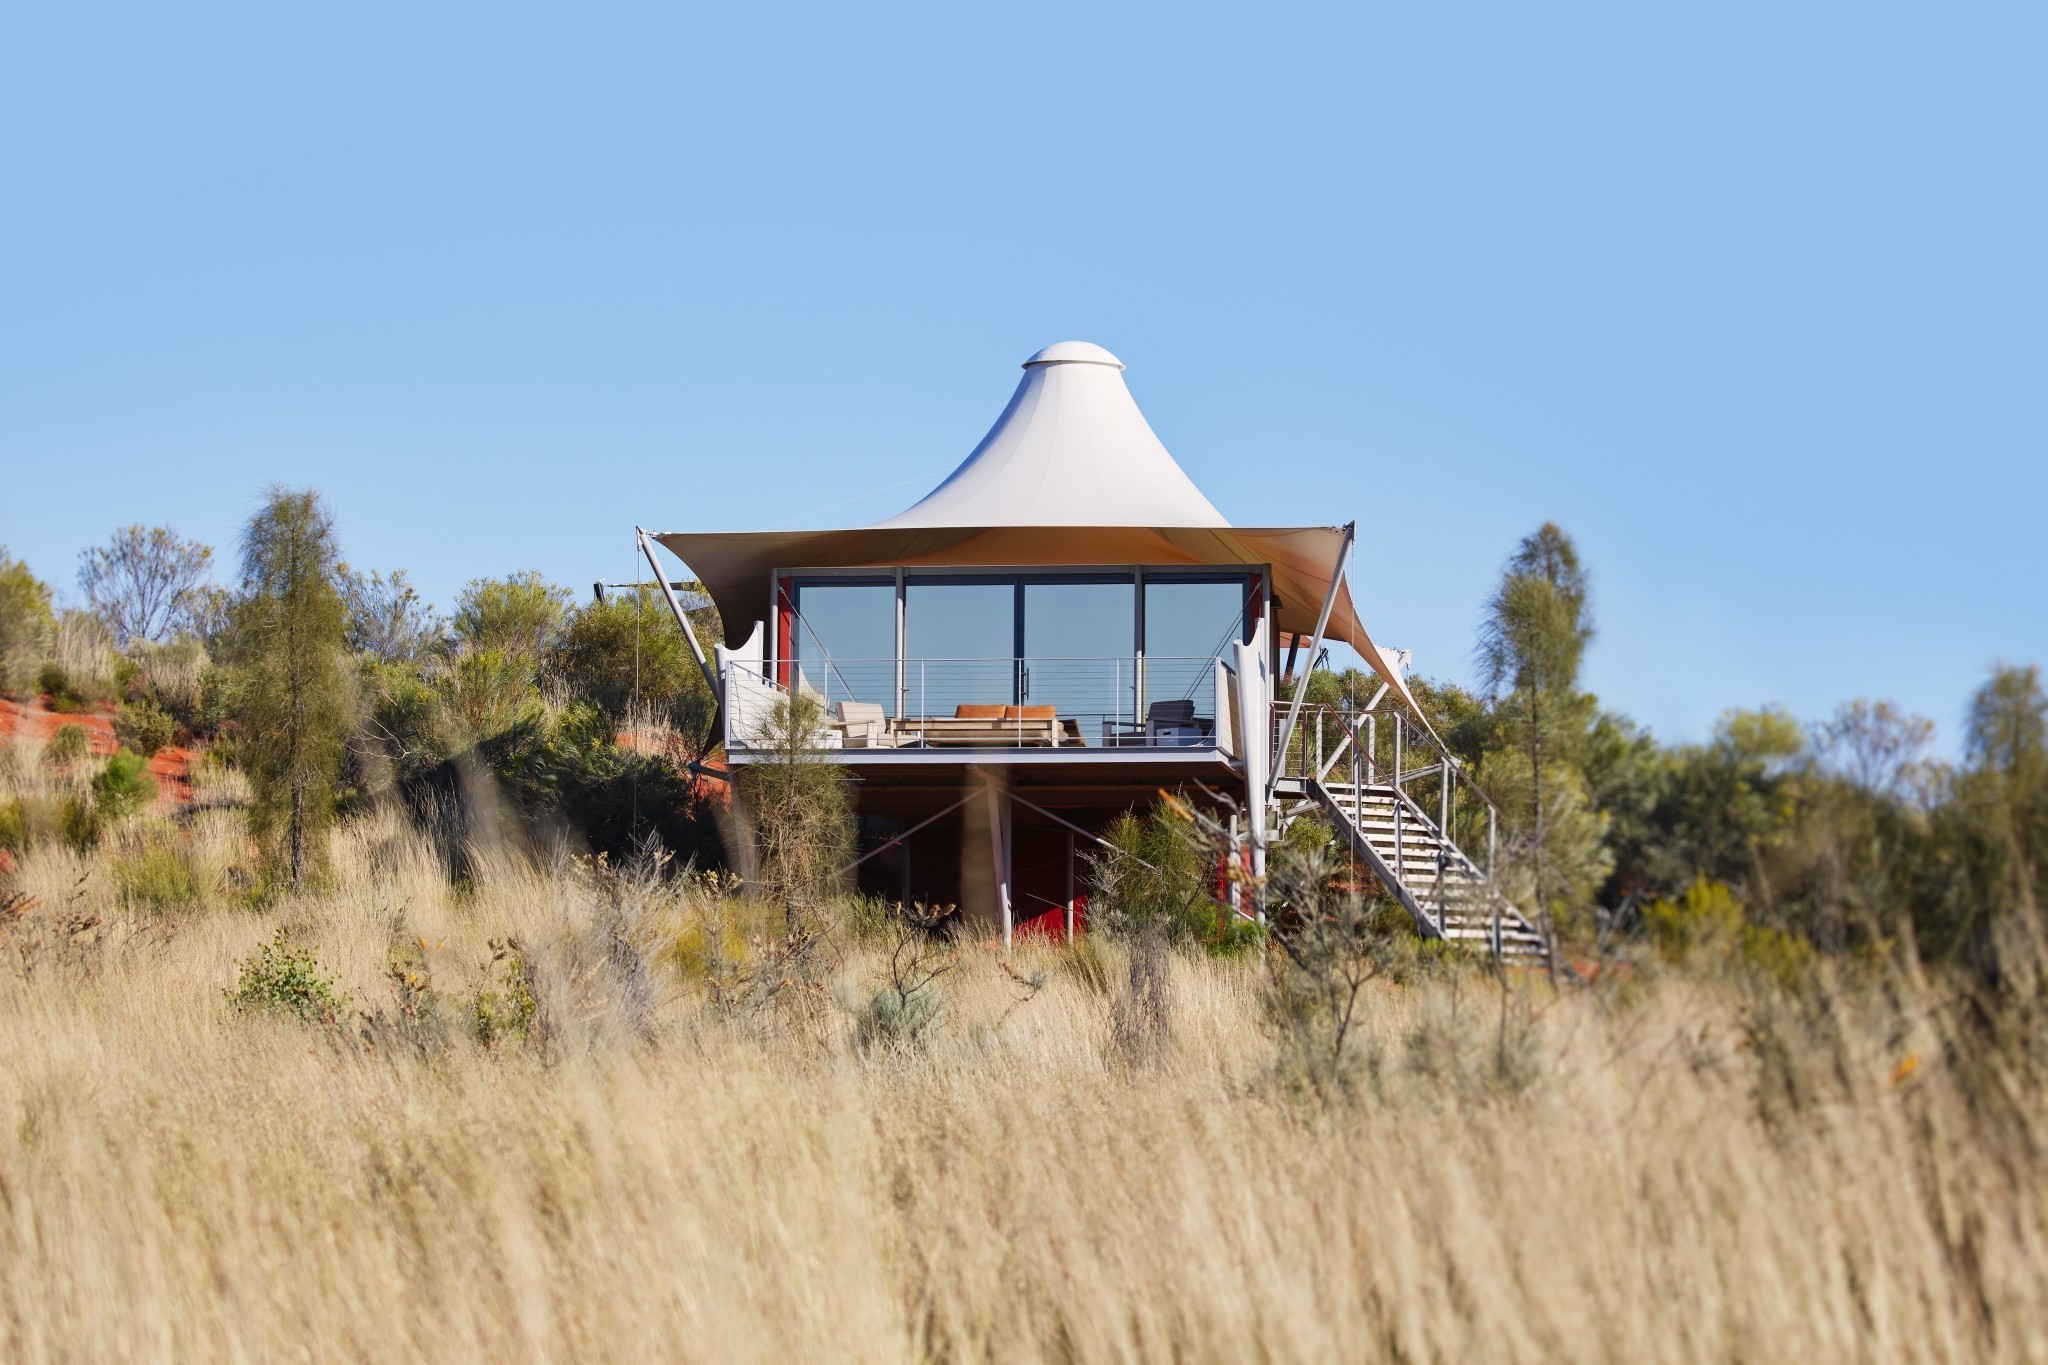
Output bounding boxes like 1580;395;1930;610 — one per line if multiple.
835;701;892;748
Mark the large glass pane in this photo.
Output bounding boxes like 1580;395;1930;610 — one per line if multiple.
790;581;895;713
903;581;1014;719
1144;578;1249;723
1023;580;1135;737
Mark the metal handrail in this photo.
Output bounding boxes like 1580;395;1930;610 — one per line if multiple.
1312;707;1493;884
1276;701;1497;822
1274;700;1503;892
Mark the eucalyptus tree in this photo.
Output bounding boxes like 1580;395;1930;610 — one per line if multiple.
78;524;214;645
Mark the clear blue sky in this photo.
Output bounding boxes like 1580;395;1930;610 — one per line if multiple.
3;3;2042;752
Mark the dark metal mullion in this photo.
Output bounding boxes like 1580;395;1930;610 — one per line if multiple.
1013;581;1026;706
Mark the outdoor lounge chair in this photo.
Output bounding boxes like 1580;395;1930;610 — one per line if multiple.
834;701;892;748
1145;699;1210;746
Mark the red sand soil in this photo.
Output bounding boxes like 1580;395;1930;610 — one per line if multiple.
0;696;196;808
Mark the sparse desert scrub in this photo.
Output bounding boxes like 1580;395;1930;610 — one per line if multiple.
0;789;2044;1361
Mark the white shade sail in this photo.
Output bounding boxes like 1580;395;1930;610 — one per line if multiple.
654;342;1420;712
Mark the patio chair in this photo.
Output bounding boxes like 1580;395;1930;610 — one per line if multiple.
835;701;892;748
1144;699;1210;747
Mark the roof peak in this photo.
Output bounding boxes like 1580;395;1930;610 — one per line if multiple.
872;340;1225;530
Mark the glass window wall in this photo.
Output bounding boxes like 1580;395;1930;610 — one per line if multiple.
903;581;1014;719
1143;579;1250;722
787;570;1255;735
789;580;895;712
1022;580;1136;736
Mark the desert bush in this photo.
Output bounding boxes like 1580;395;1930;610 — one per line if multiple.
555;591;715;733
0;548;55;695
471;936;541;1048
0;796;23;853
46;609;119;707
115;698;177;756
112;841;200;910
730;693;853;937
358;917;452;1059
444;646;542;738
126;636;211;720
1088;798;1222;946
41;723;92;770
38;662;89;712
1264;841;1413;1096
56;794;101;850
92;748;156;818
847;904;955;1053
670;893;753;985
483;702;721;866
340;566;442;663
1643;877;1818;990
225;928;347;1023
452;571;571;666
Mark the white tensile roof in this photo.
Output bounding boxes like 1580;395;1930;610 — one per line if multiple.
656;342;1413;700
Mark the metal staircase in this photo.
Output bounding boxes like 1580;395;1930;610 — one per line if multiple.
1274;703;1548;962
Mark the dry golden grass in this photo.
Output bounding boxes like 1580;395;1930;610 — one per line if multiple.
2;758;2045;1361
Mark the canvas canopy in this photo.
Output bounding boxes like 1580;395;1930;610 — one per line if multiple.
654;342;1419;709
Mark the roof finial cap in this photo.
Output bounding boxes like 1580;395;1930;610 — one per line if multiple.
1023;340;1124;371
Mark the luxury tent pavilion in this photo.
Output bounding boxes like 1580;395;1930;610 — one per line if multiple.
643;342;1532;952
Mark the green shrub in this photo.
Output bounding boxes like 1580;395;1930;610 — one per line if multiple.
1643;878;1817;990
0;796;24;854
226;929;347;1023
851;980;945;1051
1089;800;1220;945
58;795;101;850
40;722;92;769
115;698;177;756
128;638;212;725
48;610;118;708
113;842;199;909
1207;913;1269;958
0;549;55;697
39;662;89;712
472;937;540;1047
555;591;714;727
92;748;156;818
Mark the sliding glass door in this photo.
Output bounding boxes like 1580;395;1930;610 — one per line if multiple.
1022;579;1136;739
1143;578;1251;723
902;580;1013;719
788;579;895;713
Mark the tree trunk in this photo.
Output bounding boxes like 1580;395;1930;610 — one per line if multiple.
290;780;305;887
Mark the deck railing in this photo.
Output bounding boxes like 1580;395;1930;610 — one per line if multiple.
726;655;1230;752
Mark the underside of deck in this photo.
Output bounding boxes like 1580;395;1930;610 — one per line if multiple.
816;751;1245;938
